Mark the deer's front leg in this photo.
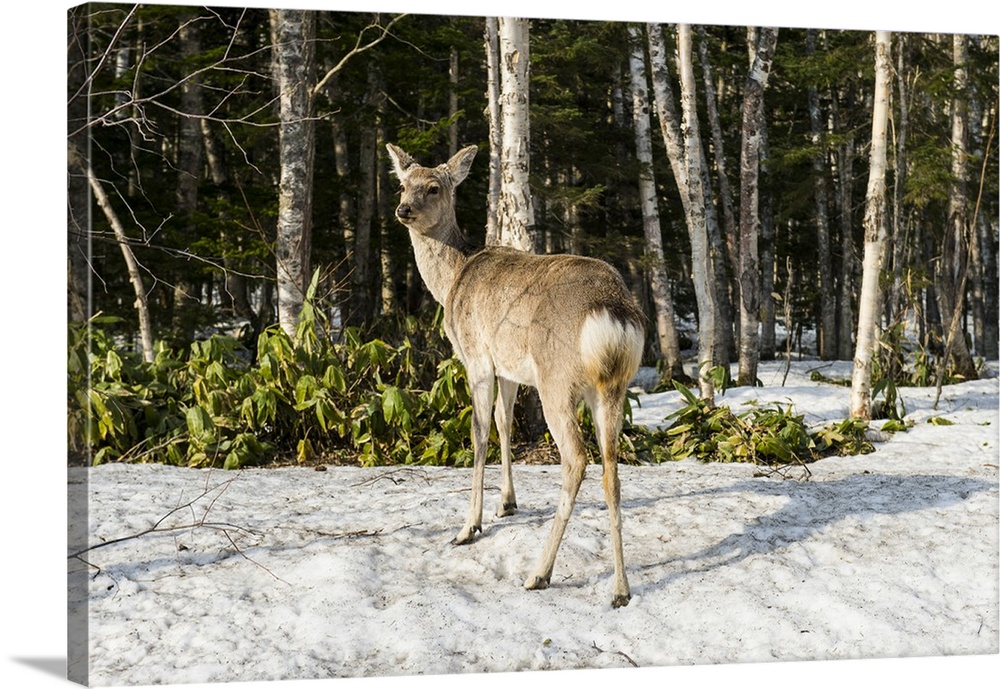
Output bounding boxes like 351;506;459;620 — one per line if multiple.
452;369;495;545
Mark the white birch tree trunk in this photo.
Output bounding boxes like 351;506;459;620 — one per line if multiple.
677;24;718;401
270;9;316;338
484;17;502;245
646;24;692;222
496;17;535;253
736;27;778;387
627;24;684;382
850;31;892;419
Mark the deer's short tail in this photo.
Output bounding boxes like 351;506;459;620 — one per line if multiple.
579;309;644;398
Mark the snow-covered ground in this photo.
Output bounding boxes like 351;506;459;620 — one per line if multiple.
64;360;999;687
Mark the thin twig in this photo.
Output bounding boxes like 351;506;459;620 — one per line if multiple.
753;462;812;481
352;467;433;487
591;641;639;667
69;475;252;560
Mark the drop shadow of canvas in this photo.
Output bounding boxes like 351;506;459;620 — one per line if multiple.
629;472;996;588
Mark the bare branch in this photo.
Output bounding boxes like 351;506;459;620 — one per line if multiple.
313;14;407;97
68;4;139;108
67;474;285;582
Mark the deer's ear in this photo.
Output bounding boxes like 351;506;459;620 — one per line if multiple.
446;145;478;186
386;143;415;178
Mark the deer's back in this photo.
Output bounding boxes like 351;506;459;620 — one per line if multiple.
444;247;641;388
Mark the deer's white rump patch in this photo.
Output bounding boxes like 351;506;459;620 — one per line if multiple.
579;309;644;391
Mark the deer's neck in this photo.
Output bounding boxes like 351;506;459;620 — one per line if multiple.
408;221;474;305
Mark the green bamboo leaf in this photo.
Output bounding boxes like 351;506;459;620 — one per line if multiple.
316;399;344;434
297;438;314;463
672;381;699;405
382;386;403;424
666;423;693;436
105;350;123;380
295;374;319;407
186;405;215;442
323;363;346;394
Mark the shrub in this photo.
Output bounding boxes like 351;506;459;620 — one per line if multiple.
68;274;478;469
624;382;874;467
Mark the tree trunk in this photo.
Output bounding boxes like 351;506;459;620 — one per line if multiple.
973;61;999;358
698;27;739;359
67;7;91;324
354;79;378;325
171;13;204;347
448;46;460;157
700;136;735;365
935;33;979;381
889;34;912;329
484;17;502;246
270;9;316;338
677;24;719;401
375;79;396;316
495;17;544;436
850;31;892;420
328;74;355;328
627;25;683;382
758;120;777;360
807;30;837;360
833;91;857;360
736;27;778;387
646;24;692;223
974;105;999;358
496;17;536;253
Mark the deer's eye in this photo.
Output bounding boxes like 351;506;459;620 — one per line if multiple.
427;185;440;195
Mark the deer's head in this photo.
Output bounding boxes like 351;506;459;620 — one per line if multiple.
386;143;477;236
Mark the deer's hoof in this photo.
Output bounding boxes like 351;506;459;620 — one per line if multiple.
451;525;481;546
496;501;518;518
524;574;550;591
611;592;631;609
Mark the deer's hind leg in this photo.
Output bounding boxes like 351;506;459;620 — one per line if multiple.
591;385;631;608
524;387;587;591
494;377;519;517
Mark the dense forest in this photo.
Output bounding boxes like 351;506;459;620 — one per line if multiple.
67;4;999;467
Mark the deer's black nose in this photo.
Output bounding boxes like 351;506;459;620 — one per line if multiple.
396;205;412;219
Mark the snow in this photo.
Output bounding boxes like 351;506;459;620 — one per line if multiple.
65;360;999;687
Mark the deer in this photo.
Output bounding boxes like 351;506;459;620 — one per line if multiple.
386;143;644;608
